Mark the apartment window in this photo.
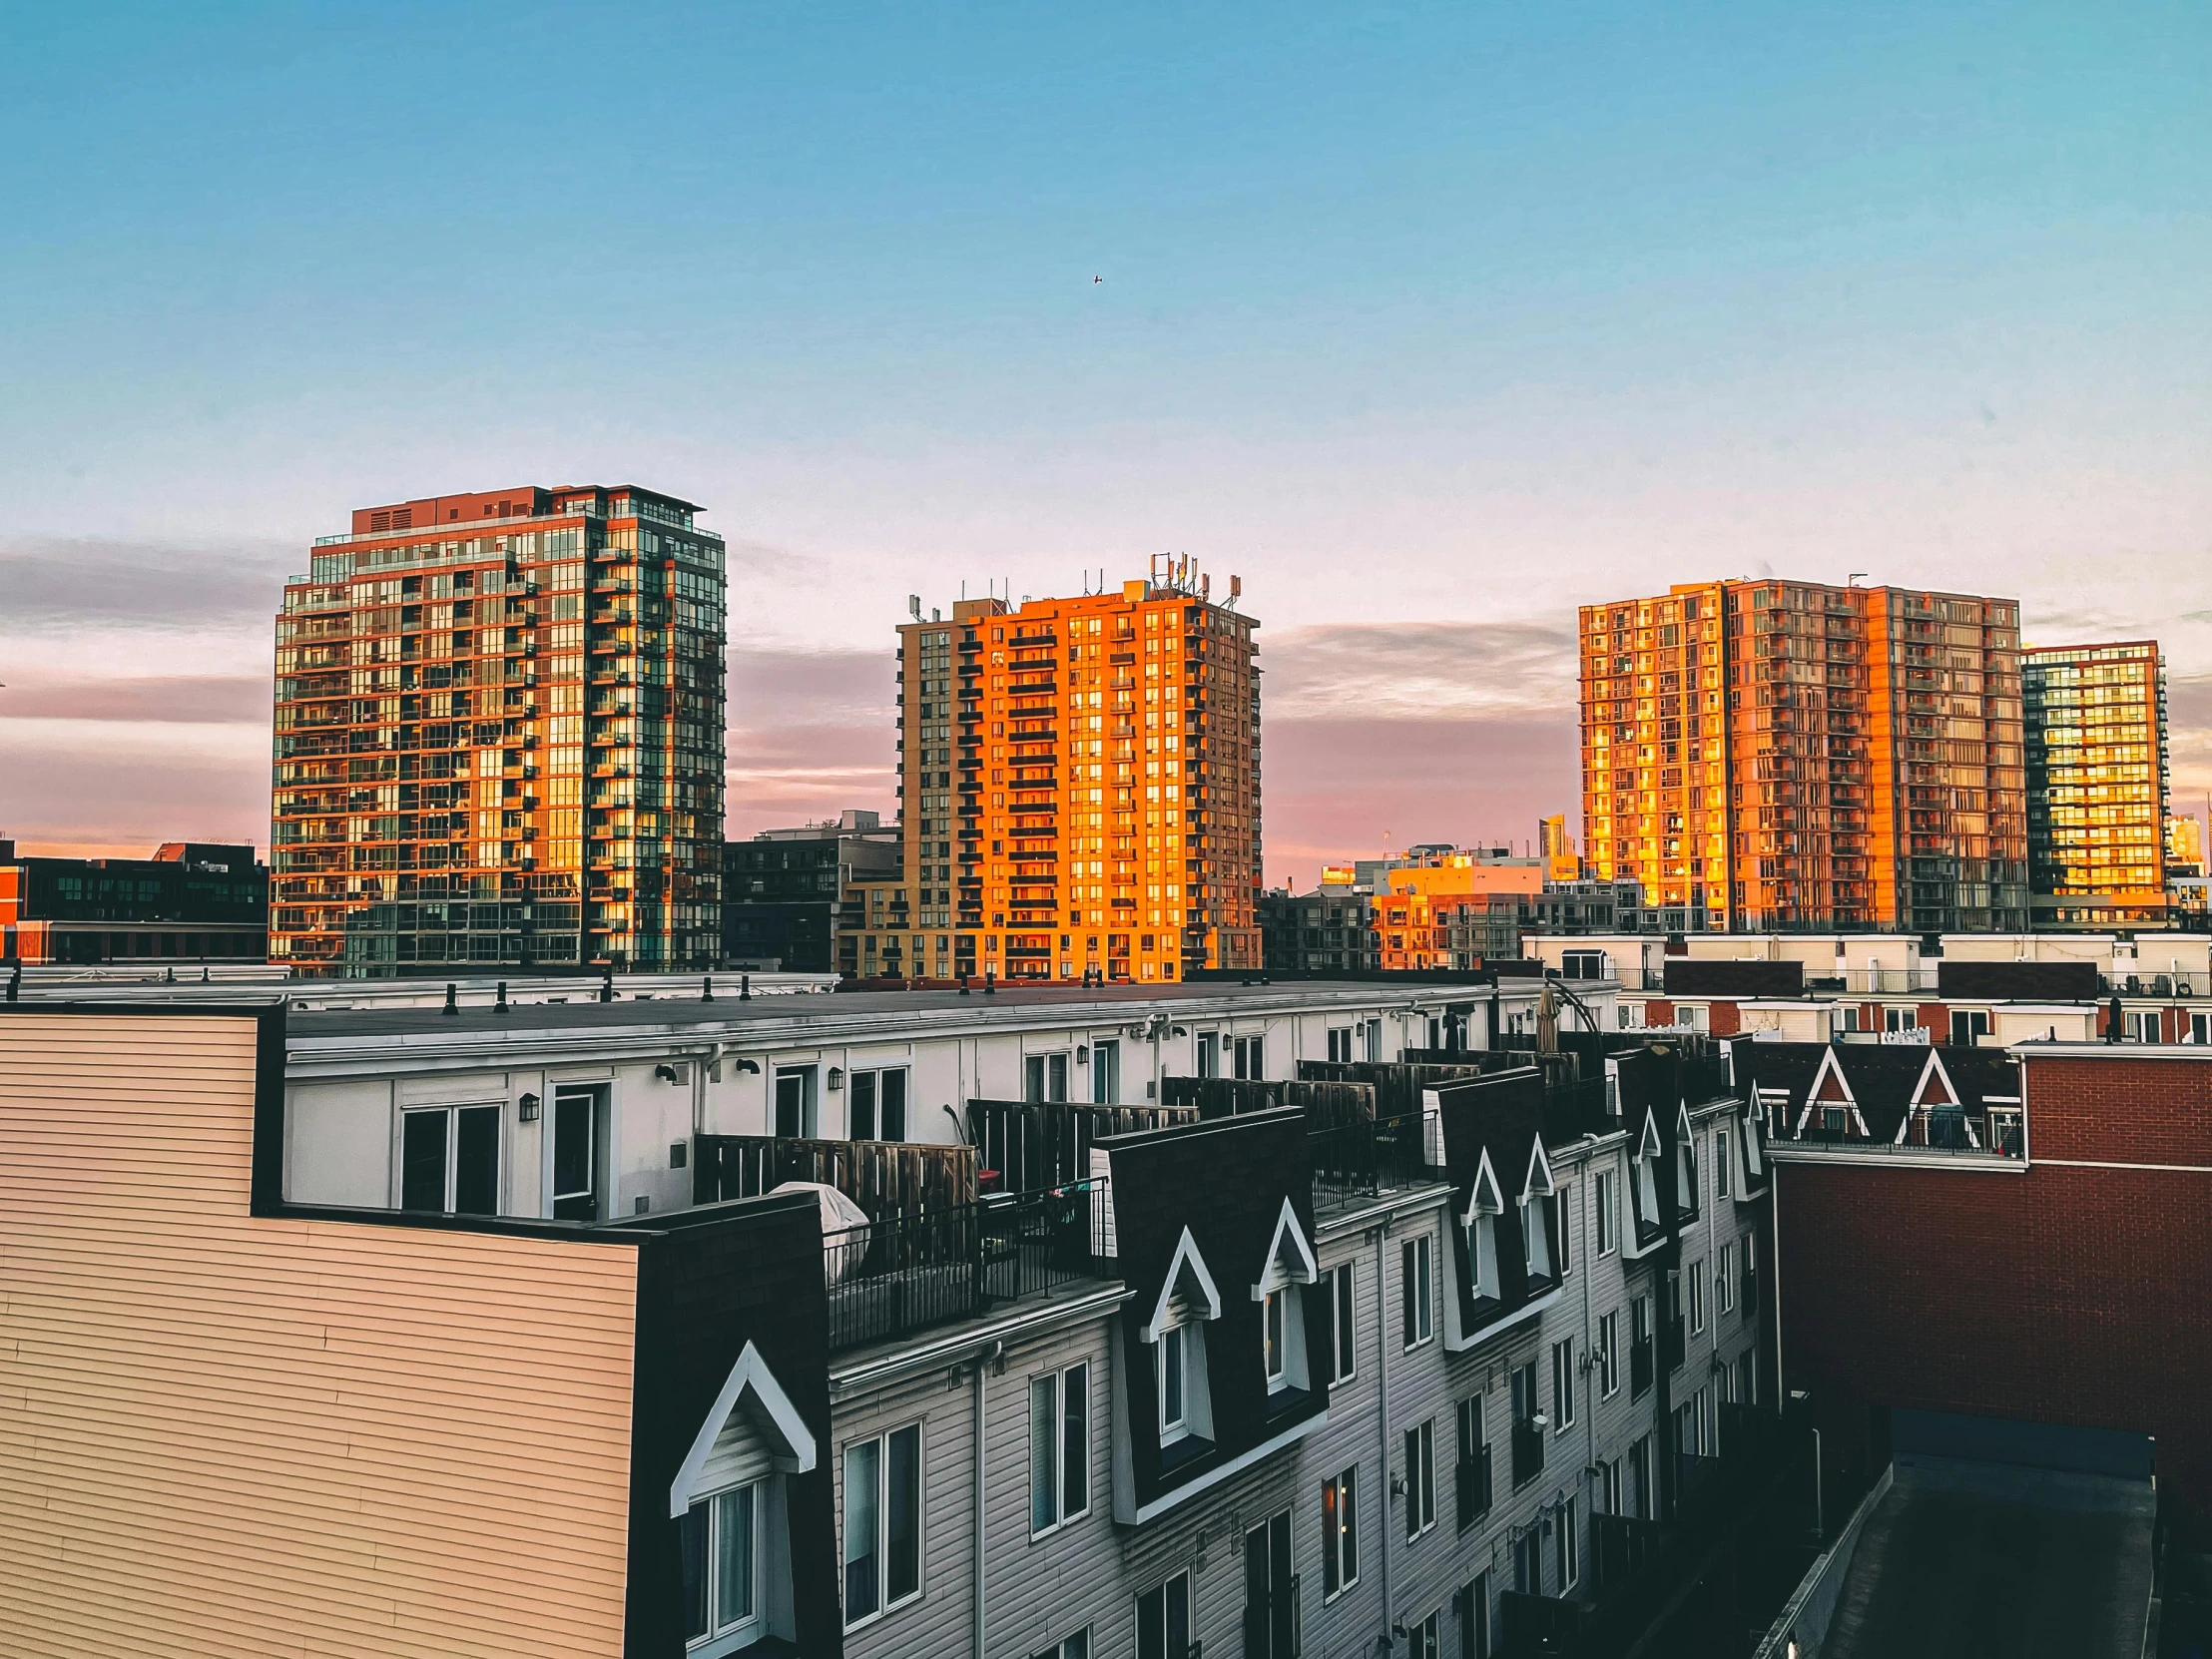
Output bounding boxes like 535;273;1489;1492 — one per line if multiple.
1550;1339;1576;1432
1325;1263;1357;1383
1403;1418;1437;1539
1629;1434;1653;1519
1718;1243;1736;1314
1885;1005;1918;1034
1090;1039;1120;1103
1402;1234;1434;1349
1327;1026;1354;1063
1557;1183;1572;1276
1594;1167;1617;1255
1031;1633;1089;1659
1738;1350;1757;1407
842;1424;920;1627
1029;1363;1089;1534
1598;1311;1620;1397
1556;1496;1579;1591
1953;1008;1991;1046
1264;1288;1292;1392
847;1067;908;1141
1234;1034;1266;1079
1455;1394;1490;1529
1458;1572;1491;1659
2193;1012;2210;1045
681;1480;764;1650
1024;1052;1070;1102
1715;1129;1731;1199
1135;1570;1192;1659
1365;1018;1383;1061
1631;1294;1653;1398
1158;1324;1190;1440
1322;1466;1360;1598
551;1085;604;1221
399;1104;499;1215
2127;1010;2160;1044
1741;1241;1758;1318
1596;1457;1623;1516
1519;1194;1554;1286
1196;1031;1220;1078
1409;1611;1440;1659
1689;1259;1707;1336
1244;1510;1297;1659
1512;1527;1542;1594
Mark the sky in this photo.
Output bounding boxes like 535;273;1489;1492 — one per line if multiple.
3;1;2209;881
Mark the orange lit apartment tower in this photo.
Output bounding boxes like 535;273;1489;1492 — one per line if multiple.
1578;580;2027;933
271;485;726;976
2022;640;2171;927
845;563;1261;983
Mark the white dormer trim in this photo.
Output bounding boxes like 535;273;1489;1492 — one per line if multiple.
1674;1100;1696;1148
1634;1107;1664;1162
1806;1046;1855;1106
1912;1050;1960;1107
1518;1136;1557;1206
1143;1226;1225;1343
669;1341;818;1519
1251;1198;1321;1300
1459;1147;1506;1229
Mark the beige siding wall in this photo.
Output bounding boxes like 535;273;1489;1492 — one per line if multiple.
0;1012;641;1659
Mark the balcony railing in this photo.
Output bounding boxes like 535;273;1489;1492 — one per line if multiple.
822;1179;1112;1352
1768;1105;2022;1161
1308;1115;1441;1202
1456;1445;1494;1531
1511;1420;1545;1488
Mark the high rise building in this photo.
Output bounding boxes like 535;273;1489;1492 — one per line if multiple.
271;485;726;976
2022;639;2170;927
1578;580;2027;933
844;562;1261;983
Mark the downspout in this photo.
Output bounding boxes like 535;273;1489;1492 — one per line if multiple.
1376;1219;1394;1654
973;1341;999;1659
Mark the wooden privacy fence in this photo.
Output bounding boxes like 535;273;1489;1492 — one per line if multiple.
965;1099;1197;1193
692;1134;976;1218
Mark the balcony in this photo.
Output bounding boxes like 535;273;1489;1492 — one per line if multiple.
1511;1419;1545;1488
821;1180;1112;1351
1767;1104;2023;1162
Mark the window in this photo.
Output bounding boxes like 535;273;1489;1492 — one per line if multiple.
1322;1466;1360;1598
1551;1339;1575;1431
1953;1008;1991;1045
1596;1457;1623;1516
1837;1004;1862;1033
1595;1167;1617;1255
1234;1034;1265;1079
1402;1234;1434;1349
1738;1350;1757;1406
1327;1026;1354;1063
1741;1241;1757;1318
1556;1496;1578;1590
399;1104;499;1215
1091;1039;1120;1103
1715;1129;1731;1198
1598;1311;1620;1397
1512;1526;1542;1594
1324;1263;1357;1383
1196;1031;1219;1078
1244;1510;1297;1659
1029;1364;1089;1534
847;1067;907;1141
1409;1610;1440;1659
1519;1194;1553;1286
1135;1570;1191;1659
1024;1052;1070;1102
1365;1018;1383;1061
1629;1434;1653;1519
841;1423;920;1626
1689;1259;1707;1336
1718;1243;1736;1314
1158;1325;1190;1440
1458;1572;1491;1659
1031;1634;1089;1659
1557;1183;1572;1276
1885;1005;1918;1033
681;1481;764;1650
1264;1289;1292;1391
1403;1418;1436;1539
1455;1393;1490;1529
1631;1295;1653;1398
2127;1009;2160;1044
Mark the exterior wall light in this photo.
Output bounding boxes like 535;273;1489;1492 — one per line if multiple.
518;1092;541;1122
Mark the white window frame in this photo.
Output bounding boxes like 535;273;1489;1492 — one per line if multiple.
1718;1243;1736;1315
1030;1631;1091;1659
1253;1197;1319;1396
1689;1259;1707;1336
1328;1263;1358;1383
1557;1495;1579;1590
846;1065;910;1142
1135;1570;1192;1659
1158;1324;1192;1442
1327;1026;1354;1063
1322;1465;1361;1600
1403;1417;1437;1540
1550;1339;1575;1433
1029;1362;1090;1537
1595;1166;1617;1256
682;1479;768;1654
1598;1310;1620;1398
1715;1128;1732;1199
841;1421;923;1630
1402;1233;1435;1350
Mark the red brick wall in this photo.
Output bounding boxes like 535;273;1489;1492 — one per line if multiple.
2024;1054;2212;1163
1645;999;1674;1026
1778;1096;2212;1536
1709;1000;1742;1037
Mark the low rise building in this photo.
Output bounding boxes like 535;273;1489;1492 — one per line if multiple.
1259;887;1380;974
725;811;899;971
0;839;268;965
3;991;1800;1659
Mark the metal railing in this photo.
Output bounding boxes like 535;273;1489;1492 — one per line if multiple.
823;1179;1111;1351
1511;1420;1546;1488
1457;1445;1494;1531
1769;1106;2022;1160
1308;1114;1440;1200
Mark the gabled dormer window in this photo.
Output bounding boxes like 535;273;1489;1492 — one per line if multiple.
1674;1105;1698;1218
1252;1199;1320;1398
1631;1110;1664;1231
1519;1139;1559;1291
1462;1150;1505;1307
668;1343;818;1656
1144;1227;1222;1450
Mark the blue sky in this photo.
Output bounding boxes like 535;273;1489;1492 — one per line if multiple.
3;2;2209;864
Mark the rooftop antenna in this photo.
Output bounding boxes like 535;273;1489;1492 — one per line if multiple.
1848;573;1866;587
907;594;922;621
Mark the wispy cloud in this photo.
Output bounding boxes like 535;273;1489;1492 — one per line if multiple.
1263;620;1578;721
0;672;268;725
0;536;293;634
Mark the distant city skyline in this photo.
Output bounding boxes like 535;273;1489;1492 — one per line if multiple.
4;3;2209;877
